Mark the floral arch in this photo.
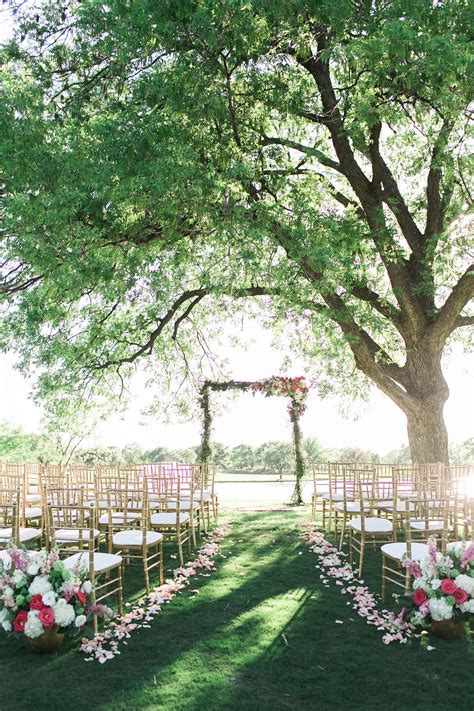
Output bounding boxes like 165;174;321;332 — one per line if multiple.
199;376;309;504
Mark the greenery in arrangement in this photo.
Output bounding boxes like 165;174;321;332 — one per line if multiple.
0;0;472;466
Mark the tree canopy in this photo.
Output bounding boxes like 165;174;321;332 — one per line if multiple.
0;0;472;462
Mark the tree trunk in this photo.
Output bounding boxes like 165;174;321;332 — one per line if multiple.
406;400;449;464
403;350;450;464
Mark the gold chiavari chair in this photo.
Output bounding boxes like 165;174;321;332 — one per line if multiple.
347;474;397;576
150;472;191;566
381;499;430;601
106;485;163;595
4;464;42;530
324;463;351;533
311;463;331;526
46;486;101;549
0;489;42;548
46;501;123;634
201;462;218;527
408;495;451;552
157;463;199;546
334;465;372;544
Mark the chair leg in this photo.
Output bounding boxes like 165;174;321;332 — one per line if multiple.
358;540;365;578
177;525;184;566
143;548;150;596
349;528;353;566
381;556;386;601
117;564;124;617
186;523;191;555
159;541;164;585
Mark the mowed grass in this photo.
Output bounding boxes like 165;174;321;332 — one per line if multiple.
0;509;472;711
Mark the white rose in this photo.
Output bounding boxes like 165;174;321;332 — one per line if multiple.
0;552;12;570
429;597;453;621
1;619;12;632
42;591;56;607
460;599;474;614
75;614;87;628
53;599;75;627
413;578;428;591
431;579;442;590
24;610;44;639
454;574;474;596
28;577;52;597
3;587;14;599
12;570;26;586
27;563;40;576
81;581;92;594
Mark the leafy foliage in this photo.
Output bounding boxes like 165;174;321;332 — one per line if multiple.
0;1;472;461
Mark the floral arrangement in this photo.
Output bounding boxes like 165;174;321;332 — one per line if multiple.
251;376;309;417
0;547;107;640
401;539;474;626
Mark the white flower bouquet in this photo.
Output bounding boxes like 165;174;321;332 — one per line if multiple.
0;546;109;642
401;539;474;627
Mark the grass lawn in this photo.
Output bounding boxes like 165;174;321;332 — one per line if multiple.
0;509;472;711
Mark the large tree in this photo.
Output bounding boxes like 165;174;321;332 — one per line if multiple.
0;1;472;463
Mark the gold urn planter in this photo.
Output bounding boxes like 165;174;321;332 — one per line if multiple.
431;619;465;641
24;625;64;654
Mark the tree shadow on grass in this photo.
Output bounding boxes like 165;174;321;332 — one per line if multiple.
0;511;314;710
1;511;470;711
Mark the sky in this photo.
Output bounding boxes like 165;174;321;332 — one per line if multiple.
0;329;472;454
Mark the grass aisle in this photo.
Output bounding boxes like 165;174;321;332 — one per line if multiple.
0;510;472;710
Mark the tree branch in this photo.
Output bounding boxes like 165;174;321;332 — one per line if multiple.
428;264;474;346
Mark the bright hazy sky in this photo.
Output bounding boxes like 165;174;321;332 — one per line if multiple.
0;330;472;454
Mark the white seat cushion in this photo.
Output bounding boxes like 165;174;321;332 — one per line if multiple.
63;551;122;573
99;512;141;525
348;517;393;533
24;507;42;519
335;501;369;513
167;500;200;511
55;528;100;542
379;501;415;513
25;494;41;504
322;493;345;502
410;520;445;531
112;530;163;547
0;527;42;543
381;542;429;561
150;512;190;526
126;501;160;510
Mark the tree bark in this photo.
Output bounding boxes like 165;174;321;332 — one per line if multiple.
406;400;449;464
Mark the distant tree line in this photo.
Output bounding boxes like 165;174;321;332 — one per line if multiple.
0;422;472;471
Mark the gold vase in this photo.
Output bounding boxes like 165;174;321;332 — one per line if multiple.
431;619;465;641
24;625;64;654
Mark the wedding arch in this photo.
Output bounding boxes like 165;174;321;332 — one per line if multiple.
199;376;309;504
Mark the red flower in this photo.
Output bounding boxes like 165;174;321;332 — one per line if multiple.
440;579;457;596
38;607;55;629
76;590;87;605
29;594;45;611
453;588;468;605
12;611;28;633
413;589;427;605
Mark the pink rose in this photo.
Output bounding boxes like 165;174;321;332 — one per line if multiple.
38;607;55;629
453;588;468;605
413;589;427;605
440;579;457;596
12;611;28;633
29;594;45;611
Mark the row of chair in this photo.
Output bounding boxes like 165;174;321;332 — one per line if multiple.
0;461;219;632
311;462;473;600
